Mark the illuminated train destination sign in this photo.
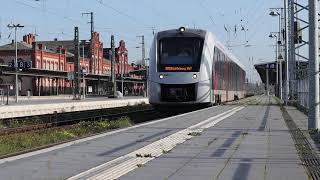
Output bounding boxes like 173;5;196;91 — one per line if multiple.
164;66;193;71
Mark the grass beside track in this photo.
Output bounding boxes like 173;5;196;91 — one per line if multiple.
0;104;149;129
0;117;132;157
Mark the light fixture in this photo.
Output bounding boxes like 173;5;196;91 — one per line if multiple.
193;74;197;79
269;34;275;38
179;27;186;33
159;74;164;79
269;11;279;17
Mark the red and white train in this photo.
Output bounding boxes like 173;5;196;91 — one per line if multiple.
148;27;246;107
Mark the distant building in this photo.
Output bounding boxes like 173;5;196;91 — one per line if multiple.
0;32;145;96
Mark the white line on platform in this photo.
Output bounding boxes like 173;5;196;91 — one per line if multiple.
68;106;244;180
0;103;229;165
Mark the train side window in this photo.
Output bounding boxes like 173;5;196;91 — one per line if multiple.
213;48;218;89
232;63;235;90
232;63;234;91
220;53;223;89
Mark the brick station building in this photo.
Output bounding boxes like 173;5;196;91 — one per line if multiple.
0;33;145;96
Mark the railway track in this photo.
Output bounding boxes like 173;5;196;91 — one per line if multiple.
0;96;261;136
0;106;162;136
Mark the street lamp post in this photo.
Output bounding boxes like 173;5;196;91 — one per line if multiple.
80;40;89;99
7;23;24;103
269;32;279;97
269;8;284;100
136;45;148;97
284;0;290;105
83;69;86;99
278;54;284;100
266;65;270;96
121;53;124;95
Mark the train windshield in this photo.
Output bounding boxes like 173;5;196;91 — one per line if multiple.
158;37;204;72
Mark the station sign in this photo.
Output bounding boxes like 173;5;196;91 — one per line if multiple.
265;63;276;69
8;60;32;69
88;86;93;93
67;72;74;80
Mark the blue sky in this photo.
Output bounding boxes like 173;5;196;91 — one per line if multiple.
1;0;283;82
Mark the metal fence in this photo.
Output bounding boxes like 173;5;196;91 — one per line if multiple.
0;84;10;105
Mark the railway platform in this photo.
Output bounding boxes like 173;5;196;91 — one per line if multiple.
0;95;319;180
0;96;148;119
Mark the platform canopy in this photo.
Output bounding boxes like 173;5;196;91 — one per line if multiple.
254;60;308;85
255;61;280;85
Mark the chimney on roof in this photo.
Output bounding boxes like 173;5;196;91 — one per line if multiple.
23;33;36;45
32;42;37;50
38;44;43;50
61;48;66;54
11;40;14;44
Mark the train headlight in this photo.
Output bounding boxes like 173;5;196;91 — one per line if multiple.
159;74;164;79
179;27;186;33
193;74;197;79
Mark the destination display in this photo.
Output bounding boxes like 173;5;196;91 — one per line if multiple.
164;66;193;71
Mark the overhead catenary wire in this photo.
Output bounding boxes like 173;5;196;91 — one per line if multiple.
94;0;150;27
15;0;88;26
197;0;226;39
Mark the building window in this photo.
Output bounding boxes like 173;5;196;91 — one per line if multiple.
0;59;4;65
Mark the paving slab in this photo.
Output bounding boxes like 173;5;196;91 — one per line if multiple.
120;96;309;180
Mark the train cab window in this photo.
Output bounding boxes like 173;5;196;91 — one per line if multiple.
158;37;204;72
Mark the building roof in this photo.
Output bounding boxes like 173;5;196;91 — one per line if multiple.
0;41;70;56
0;41;32;51
37;40;74;52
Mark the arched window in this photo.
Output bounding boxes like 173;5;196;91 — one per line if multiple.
43;61;46;69
18;77;23;91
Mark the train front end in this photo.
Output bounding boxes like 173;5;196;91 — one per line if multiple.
149;27;212;108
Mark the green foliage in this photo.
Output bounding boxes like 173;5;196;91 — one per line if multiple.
0;117;132;157
0;116;46;129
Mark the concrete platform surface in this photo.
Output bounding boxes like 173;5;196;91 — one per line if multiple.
0;97;148;119
0;95;314;180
